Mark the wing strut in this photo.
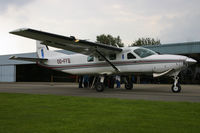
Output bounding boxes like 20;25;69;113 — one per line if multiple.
95;49;120;73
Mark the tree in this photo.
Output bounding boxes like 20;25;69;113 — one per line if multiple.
131;38;161;46
96;34;124;47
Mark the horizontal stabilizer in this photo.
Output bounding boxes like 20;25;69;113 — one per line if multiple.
9;56;48;62
153;69;173;78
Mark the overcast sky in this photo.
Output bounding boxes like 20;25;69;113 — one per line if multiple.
0;0;200;55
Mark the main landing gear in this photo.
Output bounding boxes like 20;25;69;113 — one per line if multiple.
95;76;105;92
171;76;181;93
124;76;133;90
94;76;134;92
125;82;133;90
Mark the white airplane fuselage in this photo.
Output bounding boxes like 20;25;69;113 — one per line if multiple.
39;47;195;76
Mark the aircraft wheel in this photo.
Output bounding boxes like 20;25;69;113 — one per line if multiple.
95;83;104;92
171;83;181;93
125;82;133;90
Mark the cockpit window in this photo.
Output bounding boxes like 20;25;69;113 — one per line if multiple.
134;48;156;58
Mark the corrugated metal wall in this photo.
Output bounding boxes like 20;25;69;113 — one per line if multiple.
144;41;200;54
0;65;16;82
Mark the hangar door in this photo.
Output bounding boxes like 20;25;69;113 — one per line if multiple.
0;65;16;82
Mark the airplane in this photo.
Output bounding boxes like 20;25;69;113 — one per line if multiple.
9;28;197;93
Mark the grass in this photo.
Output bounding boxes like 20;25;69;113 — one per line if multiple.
0;93;200;133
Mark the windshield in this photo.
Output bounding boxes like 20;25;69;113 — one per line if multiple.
134;48;157;58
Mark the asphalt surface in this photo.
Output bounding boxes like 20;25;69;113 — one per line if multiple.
0;82;200;102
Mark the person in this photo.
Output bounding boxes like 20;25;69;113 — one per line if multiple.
83;75;89;88
88;76;94;88
115;75;121;88
109;76;115;89
132;75;135;83
78;76;83;88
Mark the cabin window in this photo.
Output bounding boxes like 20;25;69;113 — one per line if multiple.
98;56;104;61
127;53;136;59
109;54;116;60
87;56;94;62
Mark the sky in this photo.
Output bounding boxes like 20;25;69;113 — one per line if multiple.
0;0;200;55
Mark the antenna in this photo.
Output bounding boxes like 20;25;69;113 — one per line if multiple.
115;44;120;48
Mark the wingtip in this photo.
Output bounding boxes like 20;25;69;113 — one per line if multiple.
9;28;29;34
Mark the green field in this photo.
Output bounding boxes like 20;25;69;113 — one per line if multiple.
0;93;200;133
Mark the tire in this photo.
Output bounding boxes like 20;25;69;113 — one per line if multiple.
125;82;133;90
95;83;104;92
171;83;181;93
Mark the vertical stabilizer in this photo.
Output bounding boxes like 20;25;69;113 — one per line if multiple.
36;41;67;58
36;41;49;58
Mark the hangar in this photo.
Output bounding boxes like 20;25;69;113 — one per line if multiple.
0;41;200;83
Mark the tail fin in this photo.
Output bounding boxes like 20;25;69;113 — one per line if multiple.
36;41;49;58
36;41;66;58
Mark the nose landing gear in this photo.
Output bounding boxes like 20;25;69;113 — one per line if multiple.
171;76;181;93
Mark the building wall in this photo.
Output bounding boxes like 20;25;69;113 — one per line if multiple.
0;65;16;82
144;41;200;54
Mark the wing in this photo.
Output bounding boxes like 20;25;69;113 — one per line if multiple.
10;28;122;56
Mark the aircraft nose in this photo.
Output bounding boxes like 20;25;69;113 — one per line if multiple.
185;57;197;65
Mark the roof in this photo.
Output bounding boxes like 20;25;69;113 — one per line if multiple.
144;41;200;54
